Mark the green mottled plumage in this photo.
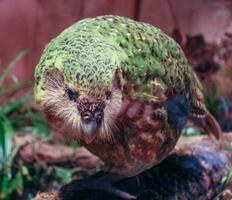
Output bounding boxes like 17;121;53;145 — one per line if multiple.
34;16;220;177
35;15;203;109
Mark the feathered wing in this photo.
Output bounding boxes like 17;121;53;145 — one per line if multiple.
147;35;222;140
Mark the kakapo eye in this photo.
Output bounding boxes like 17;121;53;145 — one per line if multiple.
66;88;79;102
105;90;112;100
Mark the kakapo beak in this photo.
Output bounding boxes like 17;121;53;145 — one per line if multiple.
82;121;98;144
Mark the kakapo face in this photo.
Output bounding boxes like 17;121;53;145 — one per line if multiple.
34;34;125;144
